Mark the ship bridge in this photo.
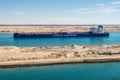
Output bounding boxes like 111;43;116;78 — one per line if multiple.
90;25;105;33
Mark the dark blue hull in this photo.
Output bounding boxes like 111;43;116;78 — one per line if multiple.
14;32;109;38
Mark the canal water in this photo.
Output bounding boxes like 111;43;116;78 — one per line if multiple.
0;32;120;46
0;63;120;80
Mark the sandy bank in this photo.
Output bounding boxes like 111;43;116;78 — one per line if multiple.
0;44;120;67
0;25;120;33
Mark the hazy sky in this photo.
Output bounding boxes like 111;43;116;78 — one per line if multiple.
0;0;120;24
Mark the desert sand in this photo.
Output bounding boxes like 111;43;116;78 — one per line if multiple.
0;25;120;33
0;44;120;67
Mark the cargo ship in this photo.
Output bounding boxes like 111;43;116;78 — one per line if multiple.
14;25;109;38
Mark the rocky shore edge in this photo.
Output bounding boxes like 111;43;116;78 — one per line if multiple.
1;58;120;68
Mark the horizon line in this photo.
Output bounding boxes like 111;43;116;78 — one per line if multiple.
0;24;120;26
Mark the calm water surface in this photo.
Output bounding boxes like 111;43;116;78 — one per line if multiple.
0;32;120;46
0;63;120;80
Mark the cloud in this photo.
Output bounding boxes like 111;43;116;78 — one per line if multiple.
97;5;119;14
75;4;119;14
111;1;120;4
11;11;24;16
76;8;94;14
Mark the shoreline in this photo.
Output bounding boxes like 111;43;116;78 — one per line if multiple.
1;57;120;68
0;44;120;68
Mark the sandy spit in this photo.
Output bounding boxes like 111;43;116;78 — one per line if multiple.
0;44;120;68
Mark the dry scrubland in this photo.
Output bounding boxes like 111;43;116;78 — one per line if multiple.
0;45;120;67
0;25;120;33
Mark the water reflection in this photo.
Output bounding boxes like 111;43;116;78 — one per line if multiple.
90;37;105;45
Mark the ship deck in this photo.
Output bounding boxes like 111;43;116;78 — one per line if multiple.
15;32;91;34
